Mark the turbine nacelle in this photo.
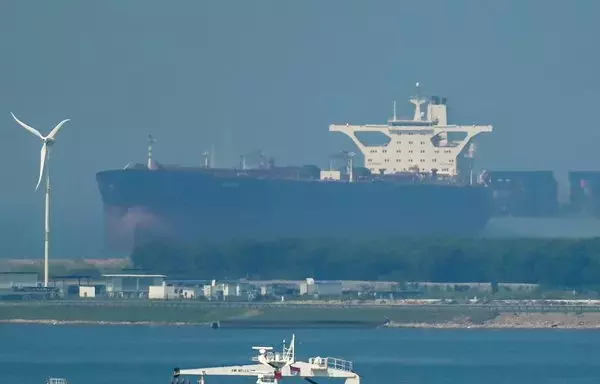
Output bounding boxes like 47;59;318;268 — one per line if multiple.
10;112;70;191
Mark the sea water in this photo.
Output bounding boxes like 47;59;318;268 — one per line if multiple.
1;324;599;384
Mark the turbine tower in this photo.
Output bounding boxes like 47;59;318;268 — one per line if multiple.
10;112;70;287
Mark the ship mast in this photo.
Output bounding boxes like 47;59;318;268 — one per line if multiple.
409;81;426;121
147;134;155;169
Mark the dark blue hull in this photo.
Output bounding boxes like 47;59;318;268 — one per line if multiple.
96;169;493;251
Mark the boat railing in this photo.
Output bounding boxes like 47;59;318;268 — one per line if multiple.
251;351;290;364
257;375;276;383
309;357;353;372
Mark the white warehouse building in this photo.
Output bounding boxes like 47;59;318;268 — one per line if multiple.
300;278;343;297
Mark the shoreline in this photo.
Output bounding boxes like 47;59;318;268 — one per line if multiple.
384;322;600;329
0;319;211;326
4;313;600;329
387;313;600;329
3;301;600;329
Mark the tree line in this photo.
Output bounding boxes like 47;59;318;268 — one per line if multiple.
130;237;600;289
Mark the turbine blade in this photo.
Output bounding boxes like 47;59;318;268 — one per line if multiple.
10;112;44;140
47;118;70;140
36;143;47;191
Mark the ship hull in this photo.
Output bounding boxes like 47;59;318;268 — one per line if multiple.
96;169;493;251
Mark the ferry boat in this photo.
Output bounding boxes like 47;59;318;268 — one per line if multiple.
172;334;360;384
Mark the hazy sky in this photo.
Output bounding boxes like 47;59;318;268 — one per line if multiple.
1;0;599;258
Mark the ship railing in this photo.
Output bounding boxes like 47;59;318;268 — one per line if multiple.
47;379;68;384
309;357;353;372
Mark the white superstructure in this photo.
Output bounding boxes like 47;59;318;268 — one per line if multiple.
329;83;493;179
47;379;68;384
173;334;360;384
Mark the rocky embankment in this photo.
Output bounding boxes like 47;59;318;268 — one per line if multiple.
385;312;600;329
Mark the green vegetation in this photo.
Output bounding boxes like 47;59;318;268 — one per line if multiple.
131;237;600;289
0;301;499;324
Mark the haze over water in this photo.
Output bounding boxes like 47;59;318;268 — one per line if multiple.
2;1;600;257
1;325;599;384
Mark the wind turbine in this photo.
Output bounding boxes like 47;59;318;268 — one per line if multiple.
10;112;70;287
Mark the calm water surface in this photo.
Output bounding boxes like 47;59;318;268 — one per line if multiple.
1;325;599;384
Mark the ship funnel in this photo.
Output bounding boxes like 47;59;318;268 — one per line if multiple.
427;96;447;125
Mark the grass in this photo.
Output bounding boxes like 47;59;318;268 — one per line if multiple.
0;301;500;324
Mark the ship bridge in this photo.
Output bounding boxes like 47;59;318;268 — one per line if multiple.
329;83;493;179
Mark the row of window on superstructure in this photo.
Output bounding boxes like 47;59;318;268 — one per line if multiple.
402;141;427;145
372;159;455;164
391;132;429;136
369;149;452;154
368;167;451;173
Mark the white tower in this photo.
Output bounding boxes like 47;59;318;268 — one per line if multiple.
11;112;70;287
147;134;156;169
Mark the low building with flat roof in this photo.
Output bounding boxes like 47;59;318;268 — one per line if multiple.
103;273;166;298
0;272;38;289
300;278;343;297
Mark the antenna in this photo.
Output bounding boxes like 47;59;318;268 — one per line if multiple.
147;134;156;169
346;151;355;183
202;150;210;168
285;333;296;362
409;81;426;121
393;100;397;121
10;112;71;288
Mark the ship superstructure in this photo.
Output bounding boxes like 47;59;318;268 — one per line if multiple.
330;83;493;180
172;334;360;384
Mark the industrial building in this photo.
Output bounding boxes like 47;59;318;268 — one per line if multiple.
0;272;39;289
300;278;343;297
203;280;251;300
103;274;166;298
